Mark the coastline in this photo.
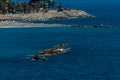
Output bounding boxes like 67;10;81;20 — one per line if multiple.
0;9;92;21
0;21;72;28
0;20;119;28
0;9;93;28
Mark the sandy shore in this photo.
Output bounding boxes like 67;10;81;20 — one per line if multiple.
0;21;119;28
0;21;72;28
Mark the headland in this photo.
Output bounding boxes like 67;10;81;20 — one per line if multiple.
0;0;93;27
0;9;92;21
0;9;92;27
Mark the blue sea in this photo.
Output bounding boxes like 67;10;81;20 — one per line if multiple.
1;0;120;80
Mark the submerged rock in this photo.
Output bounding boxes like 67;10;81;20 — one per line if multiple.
26;44;70;61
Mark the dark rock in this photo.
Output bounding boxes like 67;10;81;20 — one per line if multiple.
26;44;70;61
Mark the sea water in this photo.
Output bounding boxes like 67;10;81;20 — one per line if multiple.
1;28;120;80
1;0;120;80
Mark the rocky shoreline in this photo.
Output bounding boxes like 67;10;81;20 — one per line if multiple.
0;9;92;21
0;9;93;27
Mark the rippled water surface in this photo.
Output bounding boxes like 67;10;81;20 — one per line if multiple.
1;0;120;80
1;28;120;80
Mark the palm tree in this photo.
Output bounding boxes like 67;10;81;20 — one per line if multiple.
7;2;12;13
39;1;48;9
48;0;56;8
0;0;10;14
0;0;8;2
29;0;40;4
0;3;6;14
57;3;63;12
45;3;48;9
